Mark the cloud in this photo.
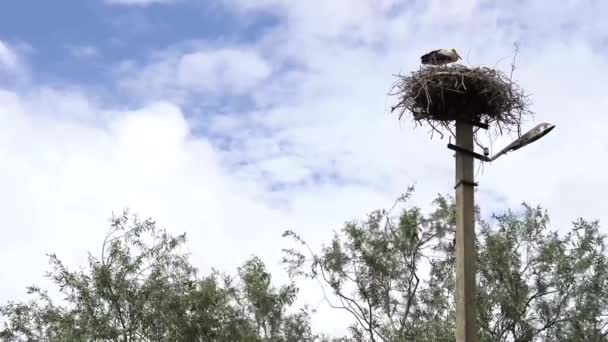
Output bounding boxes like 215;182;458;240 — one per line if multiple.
104;0;179;6
209;0;608;217
0;42;19;71
0;91;240;297
0;85;389;336
177;49;272;93
0;40;28;82
117;46;272;102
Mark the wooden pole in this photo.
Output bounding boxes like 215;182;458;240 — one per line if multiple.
455;121;478;342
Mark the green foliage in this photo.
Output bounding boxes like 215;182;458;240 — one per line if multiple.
283;188;608;342
0;211;320;342
3;190;607;342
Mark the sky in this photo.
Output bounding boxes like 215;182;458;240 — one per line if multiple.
1;0;608;336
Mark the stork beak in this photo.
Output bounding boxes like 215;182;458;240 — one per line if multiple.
454;50;462;60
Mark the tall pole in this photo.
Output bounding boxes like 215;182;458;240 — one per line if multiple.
455;121;478;342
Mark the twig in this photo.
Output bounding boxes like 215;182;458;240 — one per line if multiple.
390;61;532;149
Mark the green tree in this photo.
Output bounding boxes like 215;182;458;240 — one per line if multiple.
0;211;322;342
283;188;608;342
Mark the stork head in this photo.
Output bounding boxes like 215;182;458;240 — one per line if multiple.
451;49;462;60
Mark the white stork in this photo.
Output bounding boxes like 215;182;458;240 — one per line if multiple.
420;48;461;66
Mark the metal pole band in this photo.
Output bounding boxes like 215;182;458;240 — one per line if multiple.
454;180;478;189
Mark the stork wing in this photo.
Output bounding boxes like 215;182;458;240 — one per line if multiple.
420;50;440;63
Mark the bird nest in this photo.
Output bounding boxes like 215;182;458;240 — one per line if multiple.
390;64;532;137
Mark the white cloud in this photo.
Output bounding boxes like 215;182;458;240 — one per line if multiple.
211;0;608;222
177;49;271;93
117;47;272;102
0;40;27;81
0;86;388;337
0;41;19;71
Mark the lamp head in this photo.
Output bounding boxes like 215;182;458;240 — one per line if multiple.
526;122;555;145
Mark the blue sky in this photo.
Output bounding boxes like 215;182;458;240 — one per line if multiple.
1;0;608;336
0;0;277;87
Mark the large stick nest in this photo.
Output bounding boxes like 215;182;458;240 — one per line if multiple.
390;64;532;137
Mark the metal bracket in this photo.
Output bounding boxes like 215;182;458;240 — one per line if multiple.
457;118;489;130
454;180;478;189
447;143;491;162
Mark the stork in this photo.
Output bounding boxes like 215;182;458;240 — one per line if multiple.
420;48;461;66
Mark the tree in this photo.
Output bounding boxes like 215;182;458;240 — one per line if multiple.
5;191;606;342
283;188;608;342
0;211;322;342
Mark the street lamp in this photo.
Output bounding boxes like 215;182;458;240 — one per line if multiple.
446;120;554;342
390;58;552;342
447;122;555;162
